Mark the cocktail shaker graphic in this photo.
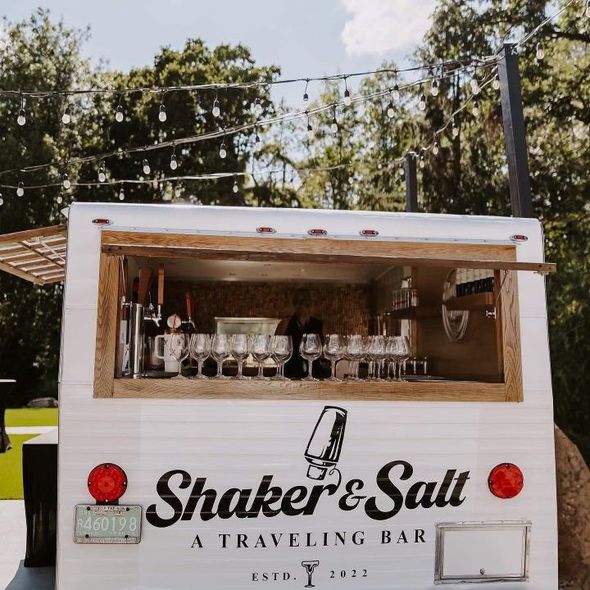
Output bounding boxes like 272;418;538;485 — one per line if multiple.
304;406;347;480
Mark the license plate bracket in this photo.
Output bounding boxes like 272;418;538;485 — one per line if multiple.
74;504;142;544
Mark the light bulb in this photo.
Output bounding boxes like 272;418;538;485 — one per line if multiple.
451;121;459;138
115;104;124;123
386;101;395;118
158;104;167;122
212;98;220;118
391;84;400;101
419;156;425;169
253;101;263;117
62;104;72;125
142;159;151;175
0;194;3;206
16;182;24;197
348;176;354;185
343;88;352;106
17;109;26;126
118;188;125;201
492;73;500;90
418;94;427;111
430;80;439;97
219;143;227;159
232;179;239;193
536;42;545;61
330;117;338;133
170;153;178;170
56;194;63;205
62;173;71;190
303;80;310;102
470;77;480;95
98;163;106;183
472;98;480;116
432;141;440;156
307;120;313;133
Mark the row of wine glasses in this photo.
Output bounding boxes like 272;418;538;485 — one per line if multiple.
166;333;293;380
299;334;411;381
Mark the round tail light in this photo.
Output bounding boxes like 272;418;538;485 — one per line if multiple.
88;463;127;503
488;463;524;499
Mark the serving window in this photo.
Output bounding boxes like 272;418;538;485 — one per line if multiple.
93;230;553;402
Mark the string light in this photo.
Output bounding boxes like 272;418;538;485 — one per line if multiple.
386;101;395;119
472;97;480;117
62;173;71;190
330;108;338;133
98;161;107;182
16;182;24;197
219;141;227;159
451;118;459;138
302;79;310;102
419;153;425;169
62;103;72;125
17;97;26;126
343;77;352;106
535;42;545;60
142;159;151;175
252;99;263;117
492;72;500;90
430;78;440;97
232;177;239;193
470;74;481;95
391;84;400;101
306;111;313;133
56;192;63;205
432;140;440;156
115;100;124;123
118;188;125;201
170;148;178;171
212;96;221;118
158;103;167;122
418;87;427;111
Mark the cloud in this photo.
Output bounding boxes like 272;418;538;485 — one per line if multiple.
340;0;437;56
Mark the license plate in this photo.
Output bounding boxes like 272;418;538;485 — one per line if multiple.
74;504;142;544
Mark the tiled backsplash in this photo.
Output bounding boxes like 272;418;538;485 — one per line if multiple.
166;281;371;334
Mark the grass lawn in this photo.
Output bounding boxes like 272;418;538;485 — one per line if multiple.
0;434;35;499
5;408;58;427
0;408;58;499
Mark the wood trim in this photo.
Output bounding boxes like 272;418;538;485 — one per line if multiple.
113;377;508;402
93;254;121;398
500;270;523;402
0;224;66;244
0;259;44;284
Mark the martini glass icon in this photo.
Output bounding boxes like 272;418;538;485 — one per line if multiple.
301;560;320;588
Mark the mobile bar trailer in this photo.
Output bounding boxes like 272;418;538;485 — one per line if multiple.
0;202;558;589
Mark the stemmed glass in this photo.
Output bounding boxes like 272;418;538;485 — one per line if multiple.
345;335;364;380
371;335;387;381
323;334;344;381
385;336;398;380
271;335;293;380
362;336;374;380
251;334;271;380
211;334;231;379
167;333;189;380
189;333;211;379
230;334;250;380
300;333;322;381
397;336;411;381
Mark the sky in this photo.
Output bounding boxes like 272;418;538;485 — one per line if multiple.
1;0;437;105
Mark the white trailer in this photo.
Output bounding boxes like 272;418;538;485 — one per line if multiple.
0;202;558;589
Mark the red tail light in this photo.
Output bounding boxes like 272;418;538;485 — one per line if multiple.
307;228;327;236
88;463;127;503
360;229;379;237
256;226;276;234
488;463;524;499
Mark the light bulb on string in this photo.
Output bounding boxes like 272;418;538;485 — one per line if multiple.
169;149;178;171
212;96;221;118
142;159;151;175
219;141;227;159
118;188;125;201
98;161;107;183
330;108;338;134
252;99;263;117
56;192;63;205
451;118;459;139
302;79;310;102
62;173;71;190
62;103;72;125
386;101;395;119
470;74;480;95
232;177;239;194
17;97;26;126
343;77;352;106
158;103;167;122
432;140;440;156
419;154;425;169
535;42;545;61
306;111;313;134
16;182;24;197
472;97;480;117
418;88;427;111
115;96;124;123
391;84;400;101
430;79;440;97
492;72;501;91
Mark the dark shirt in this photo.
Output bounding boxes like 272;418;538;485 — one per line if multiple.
282;315;323;379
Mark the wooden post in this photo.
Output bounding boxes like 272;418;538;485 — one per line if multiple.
404;152;418;212
498;43;534;218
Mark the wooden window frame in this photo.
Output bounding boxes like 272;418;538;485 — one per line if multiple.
93;230;546;402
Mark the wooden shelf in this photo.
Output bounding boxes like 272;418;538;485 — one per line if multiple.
444;292;495;311
112;377;507;402
388;306;440;320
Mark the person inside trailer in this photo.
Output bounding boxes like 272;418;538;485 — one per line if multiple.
276;288;325;379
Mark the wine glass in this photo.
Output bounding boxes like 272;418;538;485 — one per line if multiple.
300;333;321;381
271;335;293;380
189;333;211;379
386;336;400;380
323;334;344;381
211;334;231;379
397;336;411;381
370;335;387;381
362;335;374;380
345;335;364;380
230;334;250;380
251;334;271;380
167;333;189;380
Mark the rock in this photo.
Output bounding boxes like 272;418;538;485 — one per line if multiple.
555;425;590;589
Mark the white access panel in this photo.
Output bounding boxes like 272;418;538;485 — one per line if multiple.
435;521;531;583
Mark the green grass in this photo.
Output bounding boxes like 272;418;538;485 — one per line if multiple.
0;408;58;499
5;408;58;427
0;434;35;499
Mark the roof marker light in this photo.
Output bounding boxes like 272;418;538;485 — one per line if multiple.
488;463;524;499
88;463;128;504
307;228;328;236
256;226;276;234
510;234;528;242
92;218;112;225
360;229;379;237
